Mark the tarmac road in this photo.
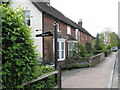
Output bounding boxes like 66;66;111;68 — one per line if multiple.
62;52;117;88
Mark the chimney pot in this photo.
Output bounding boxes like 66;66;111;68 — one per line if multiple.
78;19;82;27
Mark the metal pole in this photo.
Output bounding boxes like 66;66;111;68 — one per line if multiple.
58;65;62;88
54;23;58;85
54;23;58;69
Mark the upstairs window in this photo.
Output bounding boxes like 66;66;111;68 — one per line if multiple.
76;29;80;42
24;10;30;26
67;25;71;35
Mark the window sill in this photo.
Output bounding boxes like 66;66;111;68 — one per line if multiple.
58;58;65;61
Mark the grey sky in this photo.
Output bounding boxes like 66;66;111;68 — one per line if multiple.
51;0;119;37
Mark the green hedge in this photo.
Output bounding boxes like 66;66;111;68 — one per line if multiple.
92;50;112;57
24;66;57;89
62;62;89;70
62;58;89;70
1;4;57;89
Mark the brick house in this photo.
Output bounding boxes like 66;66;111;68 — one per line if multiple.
32;2;94;61
10;0;94;62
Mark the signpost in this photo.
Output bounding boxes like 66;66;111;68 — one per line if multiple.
36;31;53;37
36;23;61;88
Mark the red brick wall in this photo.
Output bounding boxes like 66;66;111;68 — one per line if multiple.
71;27;76;39
80;31;93;46
59;21;67;36
43;14;54;61
44;14;54;32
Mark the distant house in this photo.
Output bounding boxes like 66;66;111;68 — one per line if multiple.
10;0;94;62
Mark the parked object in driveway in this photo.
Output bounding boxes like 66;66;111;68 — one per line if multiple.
111;46;118;52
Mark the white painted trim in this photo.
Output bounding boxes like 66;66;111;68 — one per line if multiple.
53;38;66;61
67;40;77;43
67;25;71;35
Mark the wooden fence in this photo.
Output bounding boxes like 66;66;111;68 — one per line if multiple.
21;65;62;88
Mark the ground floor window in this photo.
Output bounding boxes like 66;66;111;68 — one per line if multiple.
68;42;74;57
57;38;66;61
67;40;77;57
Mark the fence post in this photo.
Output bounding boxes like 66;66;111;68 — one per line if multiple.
58;65;62;88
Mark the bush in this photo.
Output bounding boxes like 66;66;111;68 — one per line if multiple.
62;58;89;70
25;66;57;88
92;50;112;57
62;62;89;70
72;43;86;57
1;4;56;89
85;52;94;57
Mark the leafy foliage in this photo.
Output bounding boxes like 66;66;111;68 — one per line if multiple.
72;43;86;57
62;58;89;70
94;33;102;50
92;50;112;57
1;4;56;89
92;31;120;50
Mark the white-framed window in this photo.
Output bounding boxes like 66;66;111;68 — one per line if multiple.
67;25;71;35
67;41;77;57
68;42;74;57
58;39;66;61
53;38;66;61
24;10;30;26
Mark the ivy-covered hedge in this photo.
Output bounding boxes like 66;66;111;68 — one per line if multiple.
24;66;57;89
1;4;56;89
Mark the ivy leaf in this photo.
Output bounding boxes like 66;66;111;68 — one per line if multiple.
10;36;17;41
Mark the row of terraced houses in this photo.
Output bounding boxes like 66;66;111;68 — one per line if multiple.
11;0;94;62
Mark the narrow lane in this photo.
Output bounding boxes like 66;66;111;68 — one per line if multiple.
62;52;117;88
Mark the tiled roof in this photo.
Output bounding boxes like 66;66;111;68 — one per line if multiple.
31;1;93;37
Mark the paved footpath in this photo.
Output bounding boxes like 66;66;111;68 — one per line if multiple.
62;52;117;88
112;51;118;88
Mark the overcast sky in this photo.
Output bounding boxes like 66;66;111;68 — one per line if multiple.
51;0;119;37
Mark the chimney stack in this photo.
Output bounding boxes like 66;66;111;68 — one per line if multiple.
44;0;50;5
78;19;82;27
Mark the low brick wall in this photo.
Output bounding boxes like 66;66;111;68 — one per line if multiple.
89;52;105;66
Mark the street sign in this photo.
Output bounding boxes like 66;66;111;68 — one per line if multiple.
36;32;53;37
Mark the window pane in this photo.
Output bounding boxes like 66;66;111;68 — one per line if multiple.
69;42;73;49
62;51;64;58
69;51;72;57
61;42;64;50
68;42;74;57
24;10;30;26
58;50;59;59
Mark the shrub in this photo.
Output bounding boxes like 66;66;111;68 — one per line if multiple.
62;58;89;70
25;66;57;89
92;50;112;57
1;4;56;89
85;52;94;57
72;43;86;57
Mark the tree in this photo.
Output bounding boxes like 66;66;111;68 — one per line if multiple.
109;32;119;47
94;33;102;50
1;4;39;88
